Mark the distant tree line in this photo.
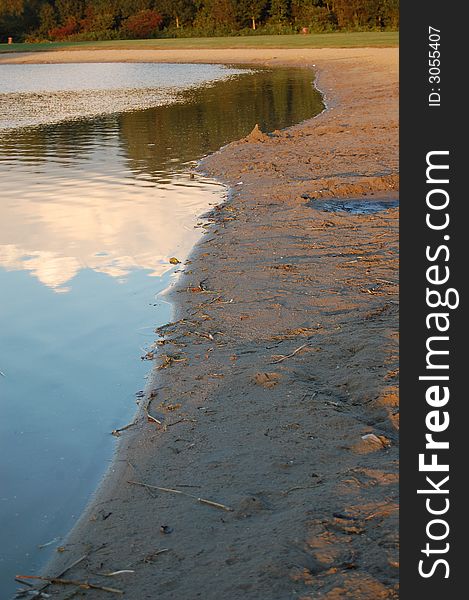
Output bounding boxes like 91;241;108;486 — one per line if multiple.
0;0;399;42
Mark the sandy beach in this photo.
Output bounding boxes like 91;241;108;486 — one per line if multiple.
12;48;399;599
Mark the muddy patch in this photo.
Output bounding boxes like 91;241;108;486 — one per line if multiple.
304;194;399;215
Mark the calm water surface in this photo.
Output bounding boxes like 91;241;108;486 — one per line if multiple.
0;62;323;595
0;62;250;129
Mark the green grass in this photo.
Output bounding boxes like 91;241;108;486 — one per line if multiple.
0;31;398;54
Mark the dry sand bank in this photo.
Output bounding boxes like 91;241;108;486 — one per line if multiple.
0;46;396;68
19;48;399;599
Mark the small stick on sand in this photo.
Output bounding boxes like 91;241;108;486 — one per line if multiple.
59;554;89;576
18;544;109;597
14;576;123;594
143;548;169;563
111;421;137;436
197;498;233;510
151;548;169;556
16;552;91;597
128;480;233;512
271;343;309;364
145;410;163;426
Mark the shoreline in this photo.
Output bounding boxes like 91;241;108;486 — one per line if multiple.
28;48;398;599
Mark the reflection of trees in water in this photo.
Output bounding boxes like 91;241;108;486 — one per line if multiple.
0;68;322;179
0;116;117;164
118;68;322;177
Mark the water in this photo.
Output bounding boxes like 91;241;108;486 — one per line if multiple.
0;62;251;129
305;195;399;214
0;62;323;596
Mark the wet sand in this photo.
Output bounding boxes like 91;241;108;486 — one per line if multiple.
15;48;398;598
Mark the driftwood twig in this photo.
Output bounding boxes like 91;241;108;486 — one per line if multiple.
271;343;309;364
15;576;123;594
15;546;107;597
128;480;233;512
111;421;137;436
